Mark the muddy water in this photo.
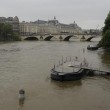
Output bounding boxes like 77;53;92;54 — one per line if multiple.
0;39;110;110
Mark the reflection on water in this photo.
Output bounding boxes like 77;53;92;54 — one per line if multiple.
98;49;110;70
18;100;25;110
100;50;110;63
50;80;82;89
102;75;110;81
19;99;25;107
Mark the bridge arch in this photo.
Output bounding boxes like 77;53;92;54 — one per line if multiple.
24;37;38;40
63;35;73;41
44;36;53;41
86;36;95;41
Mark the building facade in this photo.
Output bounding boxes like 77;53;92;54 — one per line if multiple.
20;21;37;36
20;17;83;36
0;16;83;36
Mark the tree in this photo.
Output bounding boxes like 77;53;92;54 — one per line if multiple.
0;23;21;41
0;23;5;40
98;11;110;48
103;11;110;35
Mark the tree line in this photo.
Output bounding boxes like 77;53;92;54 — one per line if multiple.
98;11;110;48
0;23;21;41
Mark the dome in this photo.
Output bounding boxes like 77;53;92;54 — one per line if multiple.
13;16;19;22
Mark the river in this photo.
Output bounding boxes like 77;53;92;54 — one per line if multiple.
0;38;110;110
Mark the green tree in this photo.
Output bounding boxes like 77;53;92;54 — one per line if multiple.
3;24;13;40
13;32;21;41
103;11;110;35
98;11;110;48
98;30;110;48
0;23;4;40
0;23;21;41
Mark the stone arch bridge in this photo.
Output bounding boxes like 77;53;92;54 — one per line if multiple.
21;34;98;41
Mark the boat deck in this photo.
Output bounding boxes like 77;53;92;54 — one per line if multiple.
54;61;110;75
54;61;82;73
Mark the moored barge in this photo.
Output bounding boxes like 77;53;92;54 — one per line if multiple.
51;57;87;81
51;57;110;81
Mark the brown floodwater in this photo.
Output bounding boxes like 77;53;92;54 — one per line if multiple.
0;38;110;110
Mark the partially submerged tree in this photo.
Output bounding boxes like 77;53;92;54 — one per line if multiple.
98;11;110;48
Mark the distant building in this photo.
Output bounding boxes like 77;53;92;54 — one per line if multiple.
0;16;19;33
19;17;83;36
83;29;102;35
20;21;37;36
0;17;6;23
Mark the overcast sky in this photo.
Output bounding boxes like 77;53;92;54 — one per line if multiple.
0;0;110;29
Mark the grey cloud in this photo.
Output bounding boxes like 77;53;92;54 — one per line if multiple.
0;0;110;29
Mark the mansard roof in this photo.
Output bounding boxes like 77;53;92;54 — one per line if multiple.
13;16;19;21
34;20;48;24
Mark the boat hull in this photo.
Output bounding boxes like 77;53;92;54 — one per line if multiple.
51;68;86;81
87;45;98;50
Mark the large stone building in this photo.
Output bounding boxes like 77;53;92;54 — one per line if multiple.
0;16;19;33
20;17;83;36
0;16;83;36
20;21;37;36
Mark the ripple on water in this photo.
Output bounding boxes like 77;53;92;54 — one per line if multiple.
0;41;110;110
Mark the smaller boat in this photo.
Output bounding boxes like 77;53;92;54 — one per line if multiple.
87;44;98;50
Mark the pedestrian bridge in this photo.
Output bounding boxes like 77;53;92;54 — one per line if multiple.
21;34;99;41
